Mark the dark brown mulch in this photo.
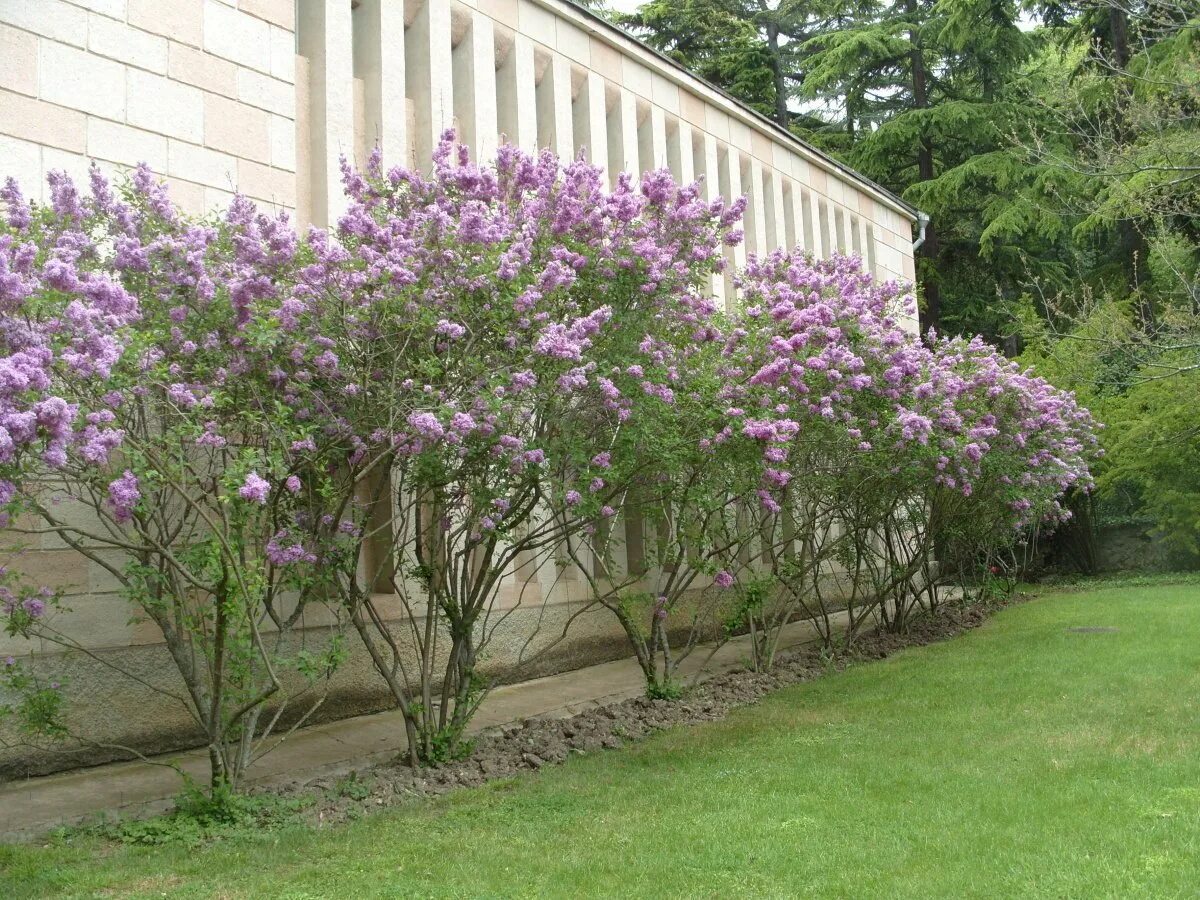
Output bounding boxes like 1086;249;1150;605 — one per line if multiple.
279;595;1015;826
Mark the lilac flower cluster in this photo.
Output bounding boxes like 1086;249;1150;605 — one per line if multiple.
324;132;744;538
724;251;1100;531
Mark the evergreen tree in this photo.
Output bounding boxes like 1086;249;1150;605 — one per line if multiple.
801;0;1033;332
616;0;865;129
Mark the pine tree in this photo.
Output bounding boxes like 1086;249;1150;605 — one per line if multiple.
801;0;1033;332
616;0;866;129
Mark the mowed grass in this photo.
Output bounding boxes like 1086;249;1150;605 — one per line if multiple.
3;582;1200;898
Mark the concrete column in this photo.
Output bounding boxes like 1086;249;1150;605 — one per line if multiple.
702;133;721;204
702;131;726;306
865;222;879;276
295;55;313;227
805;190;824;258
575;70;608;170
722;148;747;305
683;124;698;185
768;170;786;252
406;0;453;169
453;11;498;162
650;105;667;171
537;54;573;160
353;0;407;171
783;182;799;252
747;157;767;258
858;215;871;267
668;120;695;185
298;0;354;226
617;87;640;176
497;32;537;153
725;153;747;273
806;193;825;259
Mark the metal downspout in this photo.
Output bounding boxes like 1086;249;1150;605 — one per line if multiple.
912;211;930;251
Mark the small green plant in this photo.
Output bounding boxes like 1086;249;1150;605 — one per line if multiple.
332;772;371;801
976;561;1018;605
0;656;67;738
818;646;840;676
98;780;310;846
424;728;476;766
646;679;683;701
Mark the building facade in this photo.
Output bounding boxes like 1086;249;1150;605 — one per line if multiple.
0;0;919;775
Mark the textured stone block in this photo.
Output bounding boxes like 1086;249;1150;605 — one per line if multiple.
1;548;89;594
87;118;168;170
268;112;295;170
0;23;38;97
728;118;753;152
86;550;130;595
0;90;87;154
704;105;730;142
0;628;39;657
203;0;271;73
128;610;166;645
65;0;126;18
40;148;100;189
236;157;296;207
42;592;135;650
167;138;236;189
21;493;111;551
0;134;41;194
128;0;203;48
239;0;294;30
237;66;294;116
204;183;235;210
588;37;621;81
679;89;706;128
167;41;237;97
268;25;294;82
87;13;168;73
39;39;126;120
203;91;270;161
162;176;206;216
1;0;88;49
126;69;204;143
518;0;555;46
621;58;652;99
479;0;518;28
554;19;588;64
809;165;830;195
650;72;679;114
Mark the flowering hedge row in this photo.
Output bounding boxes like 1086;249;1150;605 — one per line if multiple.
0;135;1098;789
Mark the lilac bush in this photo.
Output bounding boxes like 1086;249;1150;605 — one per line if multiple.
317;136;744;759
0;168;355;791
571;331;770;698
702;252;924;658
724;250;1100;648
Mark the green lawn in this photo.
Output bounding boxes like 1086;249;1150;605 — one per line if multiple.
3;581;1200;898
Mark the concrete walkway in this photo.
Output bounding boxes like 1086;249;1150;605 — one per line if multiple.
0;615;841;841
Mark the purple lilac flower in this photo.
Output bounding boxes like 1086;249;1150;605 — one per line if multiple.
239;471;271;504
